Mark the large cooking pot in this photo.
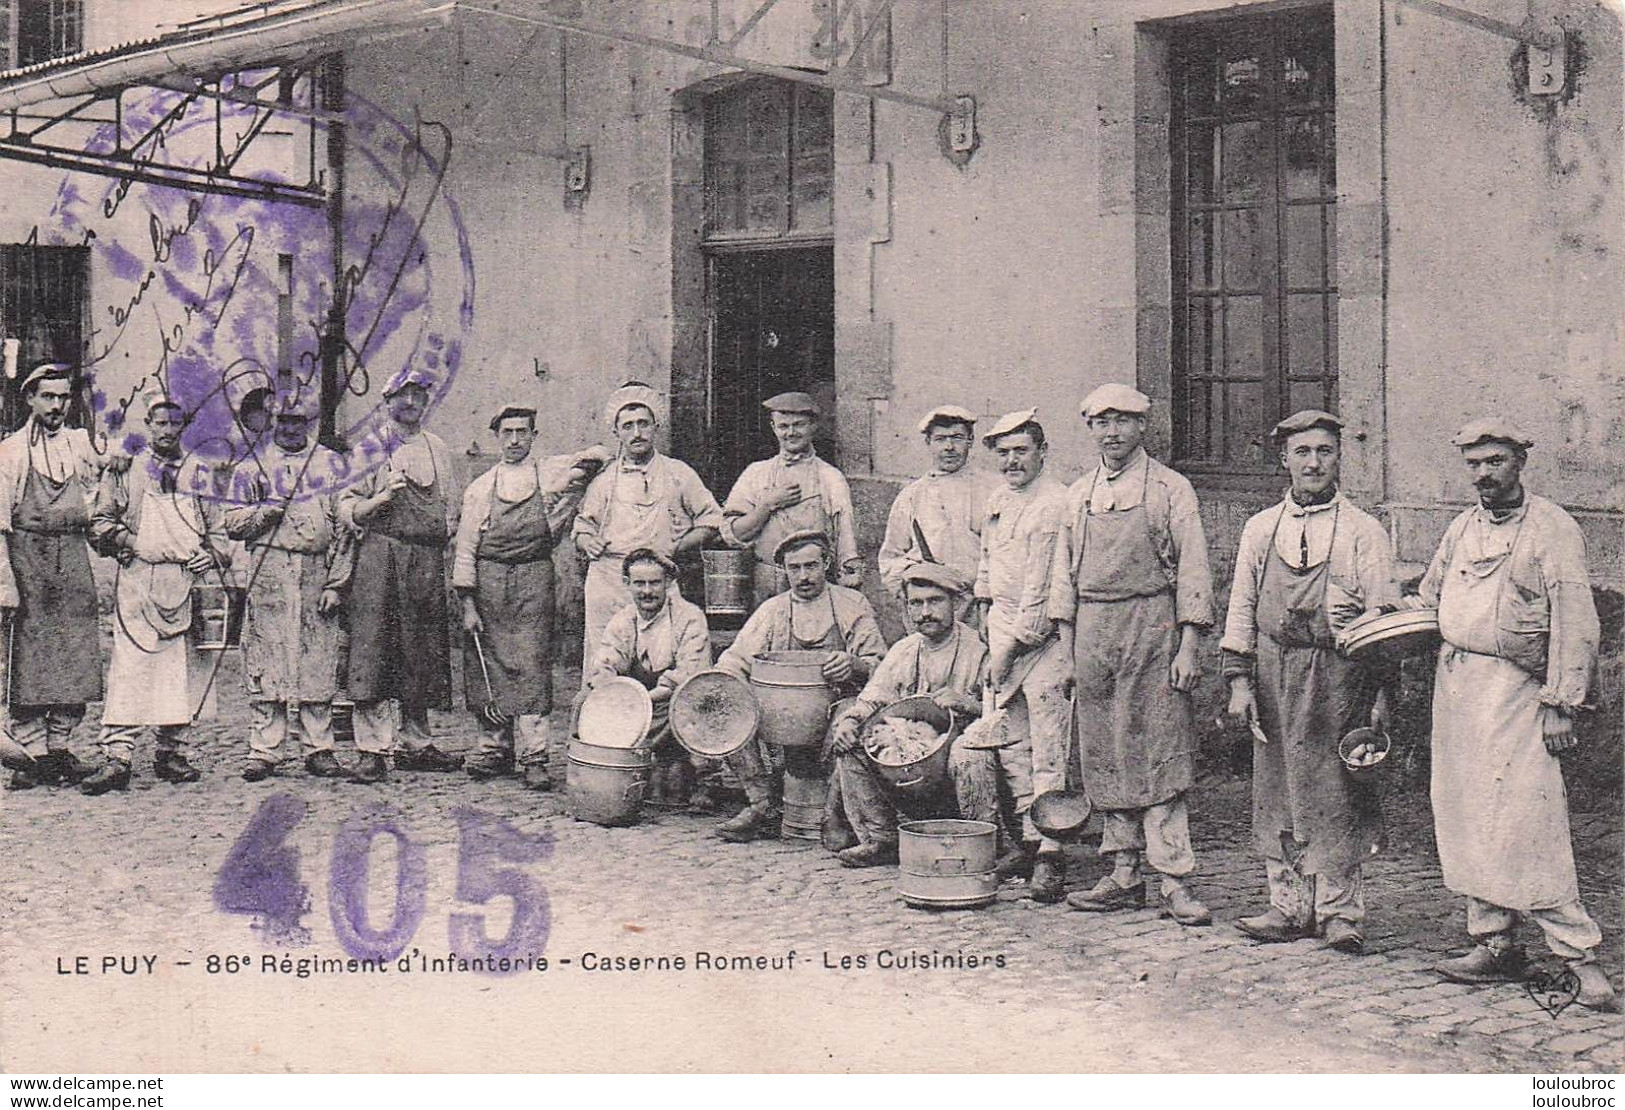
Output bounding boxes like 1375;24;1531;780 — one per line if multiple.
897;819;998;910
749;651;835;749
1335;607;1441;663
567;739;652;827
861;696;957;806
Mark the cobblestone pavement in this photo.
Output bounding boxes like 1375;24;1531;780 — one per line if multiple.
1;658;1619;1073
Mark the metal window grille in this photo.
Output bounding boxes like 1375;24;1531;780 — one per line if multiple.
0;244;89;432
11;0;83;68
1171;9;1337;474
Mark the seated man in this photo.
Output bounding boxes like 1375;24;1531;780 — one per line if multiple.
714;529;887;843
826;565;1001;868
583;548;712;801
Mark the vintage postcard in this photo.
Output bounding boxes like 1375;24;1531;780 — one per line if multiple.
0;0;1618;1077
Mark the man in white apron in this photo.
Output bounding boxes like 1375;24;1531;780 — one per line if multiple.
1221;410;1397;953
723;392;863;608
826;564;999;868
584;549;713;802
1414;419;1614;1011
1050;386;1213;923
458;405;605;789
0;364;103;789
225;392;354;783
975;410;1072;901
876;405;996;623
714;530;886;843
81;398;228;795
574;383;723;669
338;368;463;782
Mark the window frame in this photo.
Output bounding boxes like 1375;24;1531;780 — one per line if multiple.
6;0;85;70
701;76;835;248
1169;7;1338;481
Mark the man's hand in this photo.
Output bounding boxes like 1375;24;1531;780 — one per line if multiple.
831;716;862;755
317;589;342;616
837;569;864;590
184;550;217;575
931;690;978;718
1541;706;1578;754
1170;628;1200;693
988;640;1020;688
650;685;673;705
462;598;484;635
114;545;136;568
1226;677;1261;739
822;651;857;685
579;534;609;560
765;482;802;513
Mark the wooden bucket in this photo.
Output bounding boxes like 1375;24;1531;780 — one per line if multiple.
702;549;754;617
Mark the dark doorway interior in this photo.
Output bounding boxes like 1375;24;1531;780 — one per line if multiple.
707;244;834;493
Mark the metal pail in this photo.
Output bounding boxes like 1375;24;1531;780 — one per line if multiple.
862;697;957;806
568;742;653;827
897;819;998;909
780;764;827;841
749;651;834;749
702;549;754;617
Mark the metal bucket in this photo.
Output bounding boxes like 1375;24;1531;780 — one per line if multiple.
861;696;957;806
567;740;653;827
897;819;998;909
780;764;827;842
702;549;754;617
750;651;834;749
191;583;246;650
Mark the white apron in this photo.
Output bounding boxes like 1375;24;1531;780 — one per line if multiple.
103;491;214;726
1430;516;1579;910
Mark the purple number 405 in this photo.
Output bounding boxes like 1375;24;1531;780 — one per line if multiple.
213;797;553;971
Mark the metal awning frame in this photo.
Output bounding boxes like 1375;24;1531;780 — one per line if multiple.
1;63;329;207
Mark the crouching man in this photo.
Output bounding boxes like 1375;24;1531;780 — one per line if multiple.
584;548;712;800
826;564;999;868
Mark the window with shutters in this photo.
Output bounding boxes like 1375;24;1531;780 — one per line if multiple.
1170;9;1336;474
3;0;84;69
704;77;834;244
0;244;89;432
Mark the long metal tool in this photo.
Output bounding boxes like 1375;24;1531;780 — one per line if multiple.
470;628;512;729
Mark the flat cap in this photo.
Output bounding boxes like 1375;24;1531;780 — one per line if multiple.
982;408;1040;446
1451;418;1533;450
1079;383;1151;419
603;382;662;429
773;528;832;565
762;391;819;416
917;404;979;435
382;366;436;397
621;548;680;578
489;404;537;432
20;362;72;392
1271;409;1343;440
901;563;971;596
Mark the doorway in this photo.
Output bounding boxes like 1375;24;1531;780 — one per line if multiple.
708;245;834;492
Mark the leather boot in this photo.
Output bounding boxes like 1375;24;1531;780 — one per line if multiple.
466;750;515;780
394;744;464;772
349;752;390;784
1029;852;1067;903
1237;907;1316;943
304;751;346;778
715;800;776;843
1323;918;1365;954
1067;874;1147;912
242;759;276;783
154;752;201;784
837;841;898;869
80;759;132;796
522;763;554;792
7;766;39;790
1158;881;1213;926
994;842;1037;882
1572;962;1621;1013
1435;944;1526;984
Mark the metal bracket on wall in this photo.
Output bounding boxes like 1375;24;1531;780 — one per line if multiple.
1393;0;1565;95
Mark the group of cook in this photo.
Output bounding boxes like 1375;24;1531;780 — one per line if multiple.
0;358;1612;1011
